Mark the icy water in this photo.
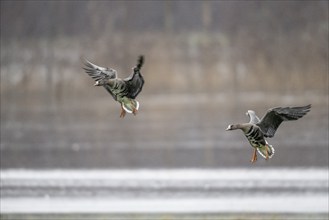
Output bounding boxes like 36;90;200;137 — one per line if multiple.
1;168;328;214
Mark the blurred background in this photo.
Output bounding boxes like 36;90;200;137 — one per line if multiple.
1;0;328;218
1;0;328;169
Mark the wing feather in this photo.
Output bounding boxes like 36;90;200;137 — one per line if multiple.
257;104;311;138
124;55;145;99
247;110;261;124
81;57;117;82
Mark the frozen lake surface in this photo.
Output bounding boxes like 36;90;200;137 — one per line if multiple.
1;168;328;213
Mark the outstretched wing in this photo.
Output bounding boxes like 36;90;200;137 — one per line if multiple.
82;57;117;82
257;104;311;138
81;57;118;100
247;110;261;124
124;55;145;99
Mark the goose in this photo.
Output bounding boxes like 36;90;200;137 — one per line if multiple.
226;104;311;163
82;55;145;118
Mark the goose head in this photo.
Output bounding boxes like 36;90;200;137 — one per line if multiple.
226;124;240;131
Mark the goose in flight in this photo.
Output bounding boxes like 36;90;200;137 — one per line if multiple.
226;104;311;163
82;56;145;118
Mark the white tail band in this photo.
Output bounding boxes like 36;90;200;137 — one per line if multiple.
122;100;139;114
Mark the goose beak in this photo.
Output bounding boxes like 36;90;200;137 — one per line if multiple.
225;126;231;131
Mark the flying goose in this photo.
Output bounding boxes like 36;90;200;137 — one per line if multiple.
82;56;145;118
226;104;311;163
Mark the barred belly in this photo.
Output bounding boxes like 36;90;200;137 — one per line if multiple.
245;125;266;148
111;80;129;99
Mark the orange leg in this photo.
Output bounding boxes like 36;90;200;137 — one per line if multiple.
120;106;126;118
265;145;269;160
250;148;257;163
131;100;138;116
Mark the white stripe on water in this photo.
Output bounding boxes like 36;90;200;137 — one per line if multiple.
2;168;328;189
1;168;328;213
2;168;328;180
1;196;328;213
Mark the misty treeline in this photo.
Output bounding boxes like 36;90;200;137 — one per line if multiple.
1;1;328;102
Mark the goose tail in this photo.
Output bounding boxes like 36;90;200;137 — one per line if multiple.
257;142;275;159
122;99;139;114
